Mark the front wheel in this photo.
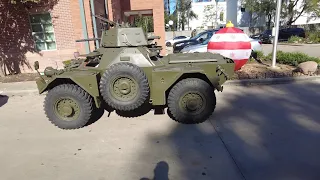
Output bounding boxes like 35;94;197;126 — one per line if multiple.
167;78;216;124
44;84;94;130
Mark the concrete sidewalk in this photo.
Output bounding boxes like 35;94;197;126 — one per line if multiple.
1;79;320;180
0;81;39;96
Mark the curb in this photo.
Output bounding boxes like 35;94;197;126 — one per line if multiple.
0;89;42;97
1;76;319;96
224;75;320;86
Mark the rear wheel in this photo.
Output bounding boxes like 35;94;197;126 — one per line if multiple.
167;78;216;124
44;84;93;130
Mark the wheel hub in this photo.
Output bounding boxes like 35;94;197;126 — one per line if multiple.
61;105;73;116
181;93;204;112
55;98;80;121
119;81;131;95
112;77;138;101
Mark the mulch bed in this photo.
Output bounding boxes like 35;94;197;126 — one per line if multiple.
0;62;318;83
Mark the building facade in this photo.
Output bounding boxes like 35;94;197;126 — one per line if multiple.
187;0;265;30
0;0;165;75
187;0;320;31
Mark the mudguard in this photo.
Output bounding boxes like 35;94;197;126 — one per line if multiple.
35;71;102;108
148;61;234;105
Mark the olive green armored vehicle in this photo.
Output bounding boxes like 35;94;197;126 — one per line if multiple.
33;16;235;130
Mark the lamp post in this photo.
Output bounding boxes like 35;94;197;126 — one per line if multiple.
169;20;175;38
271;0;282;68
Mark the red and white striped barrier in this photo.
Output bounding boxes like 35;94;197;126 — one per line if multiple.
207;27;252;71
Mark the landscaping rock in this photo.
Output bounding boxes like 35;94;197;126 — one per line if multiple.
294;61;319;75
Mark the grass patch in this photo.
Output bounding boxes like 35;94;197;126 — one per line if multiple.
255;50;320;66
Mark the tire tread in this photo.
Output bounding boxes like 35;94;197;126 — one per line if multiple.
44;84;93;130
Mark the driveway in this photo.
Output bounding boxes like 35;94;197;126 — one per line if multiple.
0;79;320;180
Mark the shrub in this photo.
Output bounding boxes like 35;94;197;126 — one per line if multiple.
288;36;304;43
256;50;265;59
305;31;320;43
264;51;320;66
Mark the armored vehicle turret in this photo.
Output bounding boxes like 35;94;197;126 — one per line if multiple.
33;15;235;130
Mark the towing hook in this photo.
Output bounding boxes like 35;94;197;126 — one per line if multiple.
216;85;223;92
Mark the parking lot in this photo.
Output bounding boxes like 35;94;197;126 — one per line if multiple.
1;79;320;180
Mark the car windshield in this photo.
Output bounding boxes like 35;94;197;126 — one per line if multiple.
201;38;211;45
190;31;207;40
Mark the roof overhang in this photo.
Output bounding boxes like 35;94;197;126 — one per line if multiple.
123;9;153;17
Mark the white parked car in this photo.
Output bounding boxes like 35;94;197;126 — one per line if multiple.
181;37;262;53
165;36;190;47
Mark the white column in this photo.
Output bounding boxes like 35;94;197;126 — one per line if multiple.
226;0;238;26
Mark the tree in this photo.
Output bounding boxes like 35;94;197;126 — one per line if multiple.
241;0;276;29
132;16;154;33
164;10;178;31
241;0;320;28
281;0;320;26
202;4;217;28
176;0;198;30
0;0;58;76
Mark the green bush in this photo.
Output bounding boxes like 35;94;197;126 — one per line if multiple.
288;35;304;43
264;51;320;66
256;50;265;59
305;31;320;43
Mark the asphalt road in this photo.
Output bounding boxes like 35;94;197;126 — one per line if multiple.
1;79;320;180
261;44;320;58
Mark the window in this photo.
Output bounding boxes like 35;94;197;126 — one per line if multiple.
174;36;187;40
220;12;224;21
29;13;56;51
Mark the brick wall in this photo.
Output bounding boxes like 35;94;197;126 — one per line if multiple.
0;0;107;75
107;0;166;54
0;1;41;75
94;0;107;39
129;0;166;54
107;0;122;23
70;0;85;53
0;0;165;75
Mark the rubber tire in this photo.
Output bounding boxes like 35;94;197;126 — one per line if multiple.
44;84;93;130
167;78;216;124
99;62;150;111
85;103;105;126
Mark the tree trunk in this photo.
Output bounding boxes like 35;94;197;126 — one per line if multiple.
267;13;272;29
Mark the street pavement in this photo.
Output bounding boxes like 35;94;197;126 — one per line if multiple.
261;44;320;58
0;79;320;180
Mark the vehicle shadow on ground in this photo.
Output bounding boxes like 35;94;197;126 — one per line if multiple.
0;95;9;107
132;80;320;180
